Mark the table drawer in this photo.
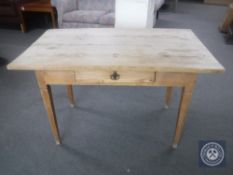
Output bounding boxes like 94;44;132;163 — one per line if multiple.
75;70;156;85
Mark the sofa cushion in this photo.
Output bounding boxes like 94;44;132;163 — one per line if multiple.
99;12;115;25
77;0;115;11
63;10;107;24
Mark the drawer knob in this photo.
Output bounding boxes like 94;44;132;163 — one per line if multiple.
110;71;120;80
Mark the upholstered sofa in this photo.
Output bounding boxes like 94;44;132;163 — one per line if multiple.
51;0;164;28
51;0;115;28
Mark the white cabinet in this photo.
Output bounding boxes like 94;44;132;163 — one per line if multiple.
115;0;156;28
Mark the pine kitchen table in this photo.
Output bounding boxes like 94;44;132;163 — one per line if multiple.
7;28;225;148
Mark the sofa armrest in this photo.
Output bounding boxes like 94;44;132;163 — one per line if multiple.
52;0;77;27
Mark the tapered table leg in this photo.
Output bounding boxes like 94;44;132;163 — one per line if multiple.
36;71;61;145
165;87;173;109
67;85;75;107
19;11;26;33
50;8;57;28
20;23;26;33
172;84;195;149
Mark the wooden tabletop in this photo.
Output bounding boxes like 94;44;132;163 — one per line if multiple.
7;28;225;73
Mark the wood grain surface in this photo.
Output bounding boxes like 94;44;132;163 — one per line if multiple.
7;28;224;73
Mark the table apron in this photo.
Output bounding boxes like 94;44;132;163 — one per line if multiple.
35;70;197;87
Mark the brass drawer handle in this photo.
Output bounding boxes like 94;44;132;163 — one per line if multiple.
110;71;120;80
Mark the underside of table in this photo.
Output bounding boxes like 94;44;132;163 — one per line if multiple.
35;70;197;149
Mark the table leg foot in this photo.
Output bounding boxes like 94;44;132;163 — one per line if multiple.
70;104;75;108
172;144;178;149
164;104;169;109
56;140;61;145
67;85;76;107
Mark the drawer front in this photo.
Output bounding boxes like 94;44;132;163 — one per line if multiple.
75;70;155;85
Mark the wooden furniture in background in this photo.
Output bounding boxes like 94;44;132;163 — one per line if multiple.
205;0;233;5
226;22;233;43
21;0;56;31
7;28;224;148
0;0;35;32
0;57;8;67
229;22;233;35
220;3;233;33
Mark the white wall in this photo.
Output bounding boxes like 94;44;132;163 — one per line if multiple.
115;0;156;28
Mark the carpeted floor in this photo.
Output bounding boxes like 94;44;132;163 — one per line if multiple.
0;2;233;175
